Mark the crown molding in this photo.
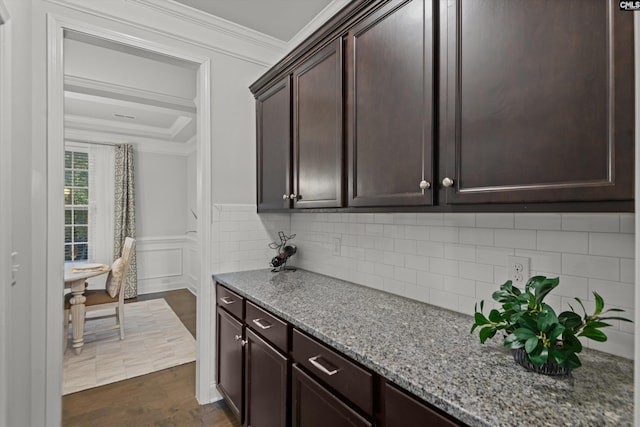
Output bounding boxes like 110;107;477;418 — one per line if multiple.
287;1;350;50
128;0;287;51
65;128;196;155
65;74;196;112
65;113;193;140
45;0;284;67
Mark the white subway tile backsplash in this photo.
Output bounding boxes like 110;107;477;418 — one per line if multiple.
284;211;635;360
536;231;588;254
620;258;634;284
459;262;494;283
494;229;536;249
429;226;459;243
588;279;635;309
619;214;634;234
417;241;445;258
444;244;476;262
443;276;476;297
587;328;634;359
476;213;514;229
405;254;430;272
589;232;634;259
514;213;562;230
562;253;619;281
430;258;459;276
459;227;494;246
562;214;619;232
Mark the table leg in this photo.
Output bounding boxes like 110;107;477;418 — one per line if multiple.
69;280;86;355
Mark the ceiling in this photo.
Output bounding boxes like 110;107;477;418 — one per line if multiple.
63;1;336;151
172;0;335;42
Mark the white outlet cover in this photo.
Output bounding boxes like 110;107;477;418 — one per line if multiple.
508;255;530;286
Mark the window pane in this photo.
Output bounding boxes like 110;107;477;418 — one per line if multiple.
74;209;88;225
65;226;72;242
65;151;72;169
74;170;88;187
65;210;72;225
64;245;73;261
64;191;72;205
74;226;88;242
65;170;72;186
75;244;88;261
73;152;88;170
74;189;89;205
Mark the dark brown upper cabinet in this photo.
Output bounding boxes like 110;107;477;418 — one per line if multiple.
347;0;435;207
439;0;635;205
256;76;292;210
292;39;344;208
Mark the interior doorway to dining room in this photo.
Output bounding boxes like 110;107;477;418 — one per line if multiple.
47;15;213;423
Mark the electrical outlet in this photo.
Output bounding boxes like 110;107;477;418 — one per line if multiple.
332;237;341;256
508;256;530;286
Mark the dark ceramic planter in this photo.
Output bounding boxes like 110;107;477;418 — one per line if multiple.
512;348;571;376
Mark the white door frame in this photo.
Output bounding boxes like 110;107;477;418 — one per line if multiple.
46;14;213;425
0;2;11;427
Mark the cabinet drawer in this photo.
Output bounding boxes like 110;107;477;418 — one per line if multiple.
384;382;462;427
216;283;244;319
292;329;373;416
245;300;289;353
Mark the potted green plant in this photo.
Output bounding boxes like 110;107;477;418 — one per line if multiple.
471;276;632;375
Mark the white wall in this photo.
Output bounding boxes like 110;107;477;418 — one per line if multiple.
291;212;635;359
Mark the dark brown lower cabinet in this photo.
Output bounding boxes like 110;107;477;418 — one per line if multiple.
384;382;461;427
216;307;244;422
291;364;372;427
245;328;288;427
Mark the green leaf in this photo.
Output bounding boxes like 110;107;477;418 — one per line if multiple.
530;277;559;305
488;309;502;323
474;312;490;326
537;305;558;332
558;311;582;329
593;292;604;316
579;327;608;342
513;328;536;340
586;321;611;329
528;346;549;366
479;326;497;344
562;331;583;353
518;314;538;332
574;297;587;316
525;336;539;354
548;323;565;342
503;333;525;349
600;316;633;323
548;347;566;366
562;352;582;370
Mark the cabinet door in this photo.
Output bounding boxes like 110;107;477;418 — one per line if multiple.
384;383;461;427
257;76;292;210
439;0;634;204
347;0;435;207
293;39;343;208
216;307;244;422
245;329;288;427
292;365;372;427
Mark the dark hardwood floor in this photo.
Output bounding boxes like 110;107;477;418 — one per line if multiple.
62;289;241;427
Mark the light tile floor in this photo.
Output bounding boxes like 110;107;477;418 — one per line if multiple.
63;298;196;395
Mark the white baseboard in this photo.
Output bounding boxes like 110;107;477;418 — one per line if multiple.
208;383;223;404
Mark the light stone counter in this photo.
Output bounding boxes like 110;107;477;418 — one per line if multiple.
213;269;634;427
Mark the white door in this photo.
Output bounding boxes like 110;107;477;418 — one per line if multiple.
0;2;12;426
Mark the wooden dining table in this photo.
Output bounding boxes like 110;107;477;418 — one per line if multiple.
64;262;110;355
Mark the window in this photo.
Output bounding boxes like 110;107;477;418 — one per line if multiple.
64;150;89;261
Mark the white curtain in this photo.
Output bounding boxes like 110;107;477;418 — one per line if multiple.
87;143;115;288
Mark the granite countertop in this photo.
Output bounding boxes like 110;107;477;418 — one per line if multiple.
213;269;634;427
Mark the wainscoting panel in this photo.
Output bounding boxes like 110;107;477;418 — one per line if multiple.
136;236;192;295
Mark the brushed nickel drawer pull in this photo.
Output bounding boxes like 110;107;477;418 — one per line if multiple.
219;296;235;305
308;356;339;376
252;318;273;330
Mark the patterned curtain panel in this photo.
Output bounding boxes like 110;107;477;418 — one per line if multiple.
114;144;138;299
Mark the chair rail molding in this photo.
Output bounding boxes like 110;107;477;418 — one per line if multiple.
46;13;214;427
